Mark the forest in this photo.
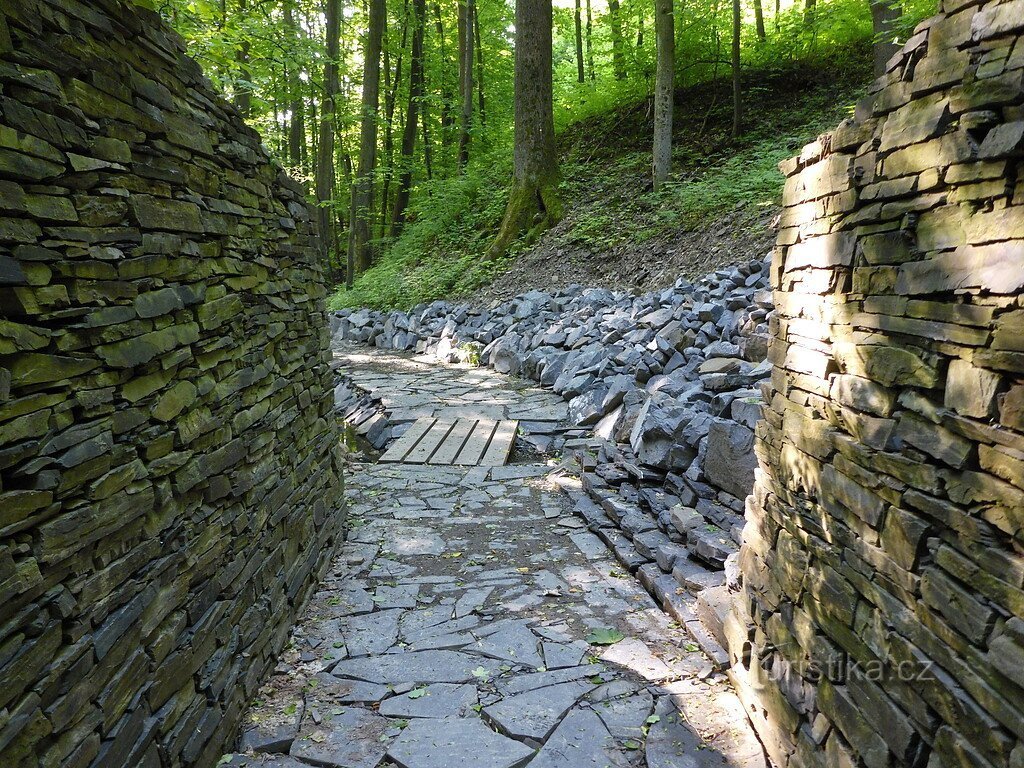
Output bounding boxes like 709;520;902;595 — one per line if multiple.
154;0;935;308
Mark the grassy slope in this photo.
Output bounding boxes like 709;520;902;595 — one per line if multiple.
332;45;873;311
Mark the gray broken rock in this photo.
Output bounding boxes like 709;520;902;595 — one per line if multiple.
289;707;390;768
331;650;498;685
483;680;594;744
378;683;477;719
386;716;535;768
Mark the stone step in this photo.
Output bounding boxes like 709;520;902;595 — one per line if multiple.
695;585;733;650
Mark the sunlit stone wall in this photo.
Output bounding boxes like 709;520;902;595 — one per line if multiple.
727;1;1024;766
0;0;343;765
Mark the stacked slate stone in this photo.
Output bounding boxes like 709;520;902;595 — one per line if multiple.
0;1;343;767
728;1;1024;767
334;260;775;662
332;374;392;450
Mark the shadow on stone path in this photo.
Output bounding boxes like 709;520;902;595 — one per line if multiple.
224;348;767;768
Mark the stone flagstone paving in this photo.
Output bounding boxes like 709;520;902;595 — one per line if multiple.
224;347;767;768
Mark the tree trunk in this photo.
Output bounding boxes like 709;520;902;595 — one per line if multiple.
421;9;434;179
380;3;408;233
474;4;485;128
586;0;595;80
457;0;475;168
804;0;816;25
486;0;560;260
870;0;901;76
234;0;252;117
608;0;627;80
731;0;741;137
392;0;426;235
316;0;341;274
652;0;673;191
434;3;453;147
636;3;644;48
285;0;306;170
574;0;585;82
753;0;766;41
350;0;386;275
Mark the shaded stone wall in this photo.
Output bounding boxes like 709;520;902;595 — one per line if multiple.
728;1;1024;767
0;1;343;765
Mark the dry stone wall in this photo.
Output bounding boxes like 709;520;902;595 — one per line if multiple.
0;1;343;766
729;1;1024;767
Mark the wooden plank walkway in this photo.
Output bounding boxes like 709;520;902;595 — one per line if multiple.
379;417;518;466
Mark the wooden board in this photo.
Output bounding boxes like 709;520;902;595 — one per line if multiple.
453;419;498;465
379;417;517;466
378;417;436;463
404;419;457;464
480;419;519;466
429;418;478;465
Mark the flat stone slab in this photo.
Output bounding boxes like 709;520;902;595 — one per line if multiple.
289;707;390;768
378;683;478;719
527;708;617;768
331;650;498;685
470;623;544;668
386;716;535;768
483;680;594;742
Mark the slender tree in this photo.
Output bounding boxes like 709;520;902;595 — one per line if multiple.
434;3;453;147
392;0;427;234
284;0;306;170
870;0;902;76
731;0;741;137
652;0;673;191
474;5;485;128
574;0;585;82
350;0;386;275
486;0;560;259
457;0;475;168
380;3;409;230
233;0;252;116
586;0;595;80
608;0;627;80
316;0;342;275
753;0;766;41
804;0;816;25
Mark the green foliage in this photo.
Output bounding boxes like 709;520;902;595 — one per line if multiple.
331;145;519;311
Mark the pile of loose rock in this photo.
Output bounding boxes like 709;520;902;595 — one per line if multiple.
333;256;774;662
331;370;392;450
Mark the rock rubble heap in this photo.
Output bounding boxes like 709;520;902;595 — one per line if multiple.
334;257;774;661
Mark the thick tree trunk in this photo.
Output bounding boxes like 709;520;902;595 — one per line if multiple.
608;0;627;80
392;0;426;235
574;0;585;82
870;0;901;76
731;0;741;137
586;0;595;80
316;0;341;273
486;0;560;260
753;0;766;41
350;0;386;275
652;0;673;191
457;0;475;168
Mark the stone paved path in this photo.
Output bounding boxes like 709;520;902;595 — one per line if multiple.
224;347;767;768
